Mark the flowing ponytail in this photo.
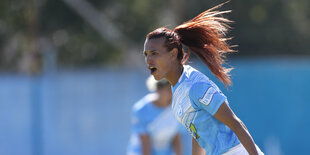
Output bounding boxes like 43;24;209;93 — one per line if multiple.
174;2;234;86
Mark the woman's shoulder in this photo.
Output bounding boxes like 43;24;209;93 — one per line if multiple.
188;81;212;96
184;65;211;85
184;66;219;95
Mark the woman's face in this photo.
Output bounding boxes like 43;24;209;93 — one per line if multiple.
143;37;174;80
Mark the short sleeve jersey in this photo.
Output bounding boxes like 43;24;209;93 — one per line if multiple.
171;65;240;155
127;93;180;155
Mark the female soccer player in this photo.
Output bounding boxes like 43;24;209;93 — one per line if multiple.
142;3;264;155
127;76;182;155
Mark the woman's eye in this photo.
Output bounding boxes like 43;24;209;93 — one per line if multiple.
143;52;148;57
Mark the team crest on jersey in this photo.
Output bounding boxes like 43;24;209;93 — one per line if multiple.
177;105;183;117
199;87;216;106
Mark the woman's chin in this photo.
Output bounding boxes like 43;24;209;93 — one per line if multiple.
153;75;163;81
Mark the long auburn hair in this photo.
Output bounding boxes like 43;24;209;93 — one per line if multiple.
146;2;234;86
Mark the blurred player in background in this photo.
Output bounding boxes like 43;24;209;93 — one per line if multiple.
143;2;264;155
127;76;182;155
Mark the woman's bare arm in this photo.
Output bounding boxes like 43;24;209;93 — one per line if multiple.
139;134;151;155
213;102;258;155
172;134;182;155
192;137;205;155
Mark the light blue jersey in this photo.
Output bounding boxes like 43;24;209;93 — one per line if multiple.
127;93;180;155
171;65;240;155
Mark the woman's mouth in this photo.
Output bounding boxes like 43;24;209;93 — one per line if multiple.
150;67;157;74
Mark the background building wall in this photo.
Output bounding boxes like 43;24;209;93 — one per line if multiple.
1;58;309;155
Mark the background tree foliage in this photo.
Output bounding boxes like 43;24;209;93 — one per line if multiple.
0;0;309;72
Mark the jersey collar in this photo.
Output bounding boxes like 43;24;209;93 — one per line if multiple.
171;65;189;93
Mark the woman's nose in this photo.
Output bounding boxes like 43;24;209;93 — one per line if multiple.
145;56;152;64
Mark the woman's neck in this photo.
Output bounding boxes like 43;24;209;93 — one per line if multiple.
166;64;184;86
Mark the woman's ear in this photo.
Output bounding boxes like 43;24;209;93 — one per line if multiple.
170;48;178;60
